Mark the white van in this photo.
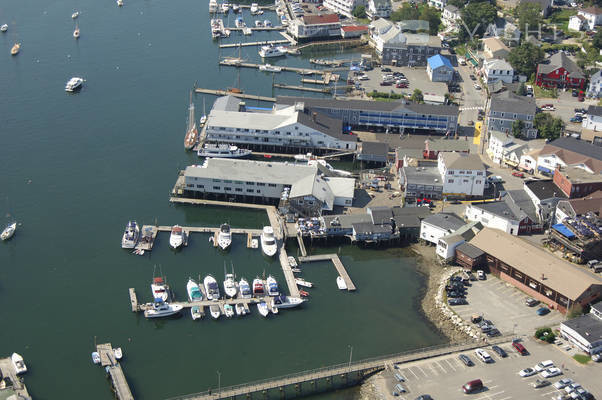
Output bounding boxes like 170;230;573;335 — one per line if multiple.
534;360;554;372
475;348;493;363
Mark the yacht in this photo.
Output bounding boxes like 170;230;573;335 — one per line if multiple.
221;3;230;13
73;24;80;39
239;278;252;298
11;353;27;374
257;301;269;317
264;20;272;27
113;348;123;360
235;303;245;315
259;45;286;58
223;272;237;298
1;222;16;241
255;20;263;28
250;3;259;13
288;256;298;268
72;11;79;19
209;304;221;319
252;277;264;296
65;77;84;92
204;275;220;300
186;278;203;302
117;0;124;6
295;278;313;288
200;115;207;126
151;276;171;302
191;306;203;320
336;276;347;290
259;63;282;72
197;143;252;159
209;0;218;13
1;24;8;32
266;275;279;296
217;223;232;250
260;226;277;257
121;220;139;249
224;304;234;317
11;43;20;56
169;225;184;249
273;295;304;309
92;352;101;364
235;17;245;28
144;299;183;318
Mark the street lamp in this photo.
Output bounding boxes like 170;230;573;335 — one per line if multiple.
217;370;221;398
348;345;353;371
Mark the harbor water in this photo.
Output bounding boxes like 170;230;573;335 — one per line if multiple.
0;0;445;398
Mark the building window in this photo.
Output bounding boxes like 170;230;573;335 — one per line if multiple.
257;189;261;193
235;188;242;192
187;184;194;188
257;183;266;186
212;179;222;183
268;183;277;187
213;186;221;190
196;184;204;188
246;181;255;185
463;179;468;183
476;180;481;184
246;189;254;193
477;171;483;176
448;179;454;183
224;187;232;191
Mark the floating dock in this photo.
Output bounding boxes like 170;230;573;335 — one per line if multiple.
298;254;356;291
279;247;300;298
97;343;134;400
227;26;285;32
219;61;340;80
135;225;263;251
194;87;275;102
219;39;290;48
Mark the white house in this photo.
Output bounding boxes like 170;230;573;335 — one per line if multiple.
435;221;482;261
367;0;392;19
419;212;465;245
438;152;486;197
523;179;568;224
287;14;342;40
463;195;542;235
487;130;517;164
519;148;540;173
582;105;602;131
442;5;461;26
482;58;514;84
428;0;446;10
586;70;602;99
323;0;360;17
560;303;602;355
484;18;521;44
568;14;587;32
577;6;602;31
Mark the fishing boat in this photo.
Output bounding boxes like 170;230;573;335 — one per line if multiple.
252;277;264;296
235;303;245;316
250;3;259;14
224;304;234;317
1;222;17;241
260;226;277;257
251;238;258;248
1;24;8;32
151;276;171;302
259;63;282;73
121;220;139;249
209;0;218;13
273;295;304;309
255;20;263;28
221;3;230;13
65;77;84;92
266;275;279;296
258;45;286;58
239;278;252;298
210;18;223;39
191;306;203;320
257;301;269;317
217;223;232;250
336;276;347;290
169;225;184;249
117;0;124;6
91;352;101;364
287;256;297;268
73;23;80;39
113;348;123;360
11;353;27;374
204;275;220;300
264;20;272;27
223;272;237;298
295;278;313;288
186;278;203;302
144;299;183;318
11;43;20;56
184;91;198;150
209;304;221;319
197;143;252;159
72;11;79;19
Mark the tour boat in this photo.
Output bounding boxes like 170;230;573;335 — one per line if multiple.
1;24;8;32
1;222;17;241
253;277;264;296
250;3;259;13
191;306;203;320
117;0;124;6
223;272;237;298
266;275;279;296
273;295;304;309
260;226;277;257
235;17;245;28
184;91;198;150
270;302;279;314
257;301;269;317
144;299;183;318
258;45;286;58
295;278;313;288
255;20;263;28
209;304;221;319
113;347;123;360
217;223;232;250
235;303;245;316
239;278;252;298
151;276;171;302
209;0;218;13
259;63;282;73
91;352;101;364
169;225;184;249
336;276;347;290
288;256;298;268
121;220;139;249
197;143;252;159
73;24;80;39
186;278;203;302
224;304;234;318
72;11;79;19
65;77;84;92
11;43;20;56
11;353;27;374
264;20;272;27
204;275;220;300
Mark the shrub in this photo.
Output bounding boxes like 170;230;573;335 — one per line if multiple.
535;327;556;343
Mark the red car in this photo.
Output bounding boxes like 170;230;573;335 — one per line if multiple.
396;83;408;88
512;341;528;355
512;171;524;178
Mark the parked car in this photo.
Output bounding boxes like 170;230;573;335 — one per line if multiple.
459;354;474;366
513;341;528;355
491;345;507;357
570;116;583;123
519;367;536;377
448;291;465;298
474;83;481;90
554;379;574;389
512;171;524;178
532;379;551;388
380;81;392;86
448;298;467;305
541;104;555;111
396;82;408;88
486;328;501;337
477;270;485;280
415;396;433;400
381;67;392;72
592;353;601;362
525;297;539;307
534;360;554;372
565;383;582;394
469;74;476;80
541;367;562;378
574;108;587;114
462;379;483;394
487;175;503;183
475;349;493;363
537;307;551;316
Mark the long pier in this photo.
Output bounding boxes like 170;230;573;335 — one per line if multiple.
298;254;356;291
219;61;340;80
194;88;275;102
227;26;285;32
97;343;134;400
219;39;290;48
273;83;331;93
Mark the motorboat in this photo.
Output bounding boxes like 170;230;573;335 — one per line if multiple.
250;3;259;14
200;115;207;126
11;43;20;56
255;20;263;28
336;276;347;290
299;290;309;297
209;0;218;13
270;303;279;314
169;225;184;249
232;4;240;12
239;278;252;298
1;222;17;241
217;223;232;250
235;303;245;315
113;348;123;360
266;275;279;296
258;45;286;58
224;304;234;317
11;353;27;374
288;256;298;268
291;268;301;273
72;11;79;19
65;77;84;92
252;277;264;296
251;238;258;248
121;220;139;249
209;304;221;319
204;275;220;300
144;299;183;318
197;143;252;158
117;0;124;6
191;306;203;320
259;63;282;72
1;24;8;32
223;273;237;298
91;352;101;364
73;24;80;39
287;47;300;55
260;226;277;257
235;17;245;28
273;295;304;309
264;20;272;27
151;276;171;302
257;301;269;317
186;278;203;302
295;278;313;288
221;3;230;13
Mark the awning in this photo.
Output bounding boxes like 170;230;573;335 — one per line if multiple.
552;223;575;239
504;159;519;167
538;166;552;174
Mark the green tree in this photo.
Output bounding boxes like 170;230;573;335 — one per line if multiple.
516;2;542;34
419;7;442;36
459;2;497;42
390;3;420;22
448;0;465;7
508;42;545;77
516;82;527;96
593;30;602;50
512;120;525;138
411;89;424;103
352;5;367;19
534;113;564;141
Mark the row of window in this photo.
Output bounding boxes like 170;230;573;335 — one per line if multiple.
447;179;482;184
187;184;267;194
359;120;448;129
490;112;533;120
212;127;309;136
360;113;451;122
448;170;484;175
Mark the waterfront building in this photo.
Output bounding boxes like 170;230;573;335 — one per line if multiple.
426;54;454;83
422;137;470;160
549;213;602;261
582;105;602;131
356;141;389;165
419;212;465;245
464;196;542;235
437;152;486;197
454;242;485;270
322;0;359;18
340;25;369;38
482;58;514;84
435;221;483;262
487;91;537;138
560;303;602;355
399;165;443;201
555;190;602;223
287;14;342;40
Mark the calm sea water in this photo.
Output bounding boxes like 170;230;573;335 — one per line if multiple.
0;1;444;399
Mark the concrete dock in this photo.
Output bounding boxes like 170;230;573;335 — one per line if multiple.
298;254;356;291
279;247;300;298
0;355;31;399
97;343;134;400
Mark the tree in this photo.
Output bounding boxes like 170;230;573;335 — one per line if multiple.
516;3;542;35
459;2;497;42
352;5;367;19
593;30;602;50
390;3;420;22
508;42;545;77
448;0;465;7
512;120;525;138
534;113;564;141
516;82;527;96
419;6;442;36
411;89;424;103
390;4;441;35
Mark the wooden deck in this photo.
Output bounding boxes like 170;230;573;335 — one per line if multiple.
298;254;356;291
279;247;300;298
97;343;134;400
219;61;339;80
193;87;275;102
218;39;290;48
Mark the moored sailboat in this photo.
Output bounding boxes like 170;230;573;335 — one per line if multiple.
1;222;17;241
184;91;198;150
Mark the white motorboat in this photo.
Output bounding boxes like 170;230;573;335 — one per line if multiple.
259;63;282;72
258;45;286;58
217;223;232;250
257;301;269;317
235;17;245;28
295;278;313;288
260;226;277;257
186;278;203;302
291;268;301;273
336;276;347;290
273;295;304;309
121;220;139;249
288;256;298;268
73;24;80;39
11;43;20;56
264;20;272;27
169;225;184;248
204;275;220;300
239;278;252;298
65;77;84;92
113;348;123;360
1;24;8;32
250;3;259;13
209;304;221;319
223;273;237;298
232;4;240;12
253;277;264;296
151;276;171;302
235;303;245;316
1;222;16;241
11;353;27;374
270;303;279;314
200;115;207;126
117;0;124;6
209;0;218;13
144;299;183;318
197;143;252;158
266;275;279;296
91;352;101;364
72;11;79;19
221;3;230;13
255;20;263;27
250;238;258;248
224;304;234;317
191;306;203;320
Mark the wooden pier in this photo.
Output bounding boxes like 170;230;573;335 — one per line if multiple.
298;254;356;291
219;61;340;80
194;87;275;102
219;39;290;48
273;83;331;93
226;26;285;32
279;247;300;298
129;288;139;312
296;232;307;257
97;343;134;400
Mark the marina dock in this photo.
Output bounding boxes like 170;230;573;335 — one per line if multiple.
97;343;134;400
298;254;356;291
218;39;290;48
0;355;31;399
279;247;300;298
194;87;275;102
273;83;331;93
218;61;340;81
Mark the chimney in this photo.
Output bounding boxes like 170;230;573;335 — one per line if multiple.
239;101;246;112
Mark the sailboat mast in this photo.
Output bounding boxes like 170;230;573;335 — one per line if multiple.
188;91;195;131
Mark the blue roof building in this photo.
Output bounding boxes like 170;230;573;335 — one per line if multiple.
427;54;454;82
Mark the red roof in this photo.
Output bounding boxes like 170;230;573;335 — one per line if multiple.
302;14;340;25
341;25;368;32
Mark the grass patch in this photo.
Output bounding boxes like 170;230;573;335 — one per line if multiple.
533;85;558;99
573;354;591;364
355;17;370;25
367;90;408;101
546;8;577;24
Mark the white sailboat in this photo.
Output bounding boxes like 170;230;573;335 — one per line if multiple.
204;275;220;300
260;226;277;257
72;11;79;19
144;299;183;318
266;275;279;296
239;278;252;299
336;276;347;290
169;225;184;249
11;353;27;374
257;301;269;317
217;223;232;250
117;0;124;6
91;352;101;364
186;278;203;302
1;222;17;241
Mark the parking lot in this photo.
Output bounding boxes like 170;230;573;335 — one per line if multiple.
379;337;602;400
360;66;449;97
450;274;566;336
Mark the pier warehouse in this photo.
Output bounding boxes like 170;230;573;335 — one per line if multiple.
277;96;459;134
205;96;357;154
182;158;355;217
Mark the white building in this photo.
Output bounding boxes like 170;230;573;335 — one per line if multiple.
323;0;359;18
582;105;602;131
482;58;514;84
437;152;486;197
586;70;602;99
428;0;446;10
419;212;466;245
435;221;482;261
287;14;342;40
442;5;461;26
519;148;540;173
577;7;602;31
560;303;602;355
487;130;516;164
568;15;587;32
367;0;391;19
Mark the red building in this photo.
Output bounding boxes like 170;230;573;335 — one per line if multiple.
554;166;602;198
535;52;585;90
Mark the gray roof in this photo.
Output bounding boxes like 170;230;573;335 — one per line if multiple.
562;314;602;344
425;137;471;152
360;141;389;156
403;166;442;186
439;152;485;170
368;206;394;224
548;136;602;162
538;52;584;79
507;190;538;222
456;242;485;259
372;0;391;7
297;109;356;142
587;105;602;118
352;222;393;234
490;91;537;116
212;95;242;112
592;302;602;315
444;4;460;13
290;174;335;209
423;212;465;232
524;179;568;200
323;213;371;230
440;221;482;245
469;200;527;222
393;214;422;228
391;206;432;219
